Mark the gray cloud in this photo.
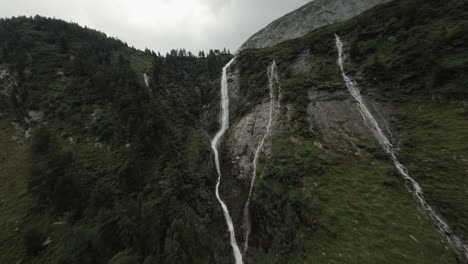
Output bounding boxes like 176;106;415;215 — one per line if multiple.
0;0;311;53
200;0;232;14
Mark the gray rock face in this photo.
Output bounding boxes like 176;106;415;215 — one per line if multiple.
293;50;313;74
215;62;283;242
225;61;281;182
227;101;275;181
0;66;21;109
307;87;392;153
240;0;391;50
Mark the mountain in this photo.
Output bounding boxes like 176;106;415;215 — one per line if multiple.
0;16;234;263
240;0;391;50
230;0;468;262
1;0;468;263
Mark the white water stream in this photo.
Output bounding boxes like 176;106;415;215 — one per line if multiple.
242;61;280;255
143;73;150;87
211;58;243;264
143;72;152;93
335;34;468;260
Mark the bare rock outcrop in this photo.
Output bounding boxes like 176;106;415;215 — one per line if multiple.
0;66;22;110
307;85;393;154
293;50;313;74
241;0;391;50
227;101;275;181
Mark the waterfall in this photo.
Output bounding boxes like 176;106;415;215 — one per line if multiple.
143;73;152;93
242;61;280;255
335;34;468;260
210;58;243;264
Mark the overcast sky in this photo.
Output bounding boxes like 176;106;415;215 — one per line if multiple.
0;0;311;54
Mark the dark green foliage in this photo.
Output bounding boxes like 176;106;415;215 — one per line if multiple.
57;227;99;264
338;0;468;100
149;48;232;133
349;41;361;61
29;126;81;211
0;16;231;264
356;143;389;161
108;250;140;264
251;137;327;262
23;229;44;256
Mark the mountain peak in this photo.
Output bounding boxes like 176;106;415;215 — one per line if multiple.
240;0;390;50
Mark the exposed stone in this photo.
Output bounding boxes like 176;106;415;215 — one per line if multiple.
293;50;313;74
28;111;45;122
0;66;22;109
227;101;273;180
225;61;282;182
227;65;241;116
240;0;391;50
307;87;393;153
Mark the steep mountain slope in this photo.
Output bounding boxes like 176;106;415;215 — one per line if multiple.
223;0;468;263
0;16;235;263
1;0;467;263
240;0;390;50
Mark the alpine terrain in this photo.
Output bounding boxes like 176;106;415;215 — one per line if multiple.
0;0;467;263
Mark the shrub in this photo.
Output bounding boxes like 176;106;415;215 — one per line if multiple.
24;229;44;256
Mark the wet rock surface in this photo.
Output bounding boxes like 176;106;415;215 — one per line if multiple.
307;86;393;154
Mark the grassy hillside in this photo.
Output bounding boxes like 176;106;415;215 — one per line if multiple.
235;0;467;262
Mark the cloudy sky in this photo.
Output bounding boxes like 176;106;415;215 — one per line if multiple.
0;0;311;53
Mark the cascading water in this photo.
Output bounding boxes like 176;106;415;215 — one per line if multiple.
143;73;150;87
143;73;152;93
210;58;243;264
242;61;280;255
335;34;468;260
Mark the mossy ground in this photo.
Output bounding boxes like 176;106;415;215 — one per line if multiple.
238;1;467;262
251;137;457;263
306;155;457;264
396;99;468;241
0;120;65;264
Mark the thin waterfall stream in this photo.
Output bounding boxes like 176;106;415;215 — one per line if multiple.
335;34;468;260
143;72;152;94
210;58;243;264
243;61;280;255
143;73;150;88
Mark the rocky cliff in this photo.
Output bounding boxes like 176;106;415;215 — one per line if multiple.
240;0;391;50
227;0;468;262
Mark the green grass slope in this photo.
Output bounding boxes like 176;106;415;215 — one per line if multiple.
235;0;467;262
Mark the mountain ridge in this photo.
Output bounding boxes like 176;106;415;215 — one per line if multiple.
240;0;391;50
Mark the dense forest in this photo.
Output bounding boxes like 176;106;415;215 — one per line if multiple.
0;16;234;263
